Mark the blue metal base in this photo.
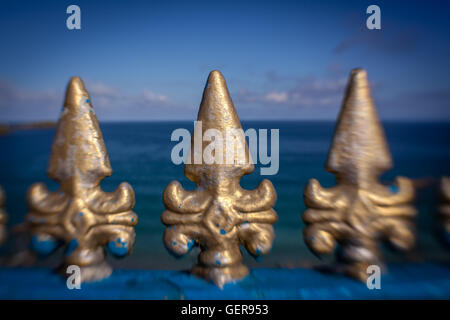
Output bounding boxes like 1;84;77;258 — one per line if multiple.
0;263;449;299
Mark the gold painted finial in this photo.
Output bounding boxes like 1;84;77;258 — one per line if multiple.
162;70;278;288
26;77;138;282
0;186;7;245
302;68;416;281
438;177;450;246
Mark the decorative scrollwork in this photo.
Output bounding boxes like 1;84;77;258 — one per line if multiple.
162;71;277;288
302;69;416;281
27;77;138;282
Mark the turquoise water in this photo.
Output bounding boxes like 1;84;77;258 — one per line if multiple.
0;121;449;270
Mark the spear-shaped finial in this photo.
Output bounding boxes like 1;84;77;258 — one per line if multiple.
0;186;7;245
302;68;416;281
162;70;278;288
438;177;450;246
327;69;392;188
27;77;138;283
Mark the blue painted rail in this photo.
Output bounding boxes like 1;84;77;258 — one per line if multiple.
0;263;449;299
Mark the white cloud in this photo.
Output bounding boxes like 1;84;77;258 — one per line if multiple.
141;89;168;103
86;81;120;98
235;72;346;109
0;79;171;121
0;80;59;108
264;91;288;103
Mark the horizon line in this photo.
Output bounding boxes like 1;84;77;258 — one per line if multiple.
3;118;450;125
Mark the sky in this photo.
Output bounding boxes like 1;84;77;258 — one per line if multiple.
0;0;449;122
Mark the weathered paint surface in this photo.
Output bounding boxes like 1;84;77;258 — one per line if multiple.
0;263;449;299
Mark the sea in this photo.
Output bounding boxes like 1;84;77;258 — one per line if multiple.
0;121;449;270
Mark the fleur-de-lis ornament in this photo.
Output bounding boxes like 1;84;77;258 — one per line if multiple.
438;177;450;246
0;186;7;245
302;69;416;281
162;70;278;288
27;77;138;282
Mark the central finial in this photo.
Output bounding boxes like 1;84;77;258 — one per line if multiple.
162;70;278;288
302;69;417;281
27;77;138;283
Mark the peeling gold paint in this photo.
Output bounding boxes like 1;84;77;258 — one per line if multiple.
302;69;417;281
26;77;138;283
162;71;277;288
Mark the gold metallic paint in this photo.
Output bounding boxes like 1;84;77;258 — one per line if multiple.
162;70;278;288
302;69;417;281
26;77;138;283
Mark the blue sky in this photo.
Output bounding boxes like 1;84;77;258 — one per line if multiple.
0;0;449;121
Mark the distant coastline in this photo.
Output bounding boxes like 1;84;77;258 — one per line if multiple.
0;121;56;136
